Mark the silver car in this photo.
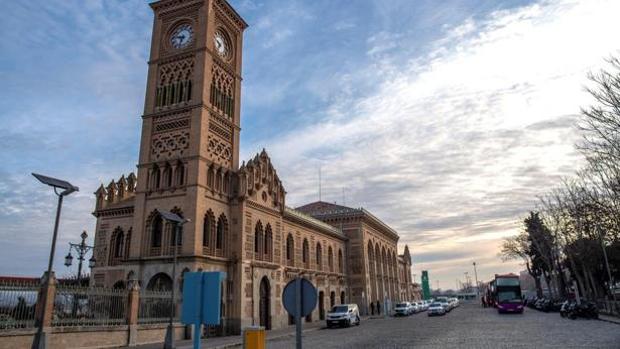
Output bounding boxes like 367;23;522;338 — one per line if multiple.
427;302;446;316
326;304;361;327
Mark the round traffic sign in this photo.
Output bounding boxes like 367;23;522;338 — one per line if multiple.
282;277;317;317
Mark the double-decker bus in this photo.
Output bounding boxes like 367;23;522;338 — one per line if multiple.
493;273;524;313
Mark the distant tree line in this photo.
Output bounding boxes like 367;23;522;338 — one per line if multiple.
501;57;620;301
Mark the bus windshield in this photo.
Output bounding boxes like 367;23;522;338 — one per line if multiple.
498;291;521;303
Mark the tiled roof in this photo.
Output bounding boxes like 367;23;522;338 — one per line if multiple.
283;207;346;240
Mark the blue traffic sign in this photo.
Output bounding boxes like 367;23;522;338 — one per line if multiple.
181;271;226;326
282;277;317;317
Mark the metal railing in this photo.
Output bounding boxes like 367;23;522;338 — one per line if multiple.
0;281;39;330
138;290;174;324
52;285;127;327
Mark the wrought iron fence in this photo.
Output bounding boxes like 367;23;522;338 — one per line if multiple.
138;290;175;324
52;285;127;327
0;281;39;330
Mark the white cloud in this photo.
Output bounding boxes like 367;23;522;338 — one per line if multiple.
253;0;620;286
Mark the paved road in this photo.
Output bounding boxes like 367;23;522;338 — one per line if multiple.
266;303;620;349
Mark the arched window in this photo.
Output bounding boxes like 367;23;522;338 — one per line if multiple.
254;221;263;259
338;248;343;273
124;228;132;259
203;211;213;248
146;273;172;291
151;215;163;248
164;164;172;188
207;165;214;188
176;162;185;185
286;234;294;262
316;243;322;270
151;166;161;190
114;230;125;258
302;238;309;267
216;214;227;252
328;246;334;272
264;224;273;262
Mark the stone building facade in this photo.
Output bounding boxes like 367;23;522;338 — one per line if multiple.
90;0;414;334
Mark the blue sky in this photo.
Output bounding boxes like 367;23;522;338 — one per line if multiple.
1;0;619;289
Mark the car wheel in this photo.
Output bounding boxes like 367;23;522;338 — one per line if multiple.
356;316;361;326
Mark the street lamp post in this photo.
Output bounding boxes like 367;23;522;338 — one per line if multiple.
64;231;96;285
473;262;480;298
31;173;78;349
157;209;190;349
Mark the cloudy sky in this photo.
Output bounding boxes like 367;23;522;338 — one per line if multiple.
1;0;619;289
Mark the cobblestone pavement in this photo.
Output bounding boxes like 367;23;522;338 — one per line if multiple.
266;303;620;349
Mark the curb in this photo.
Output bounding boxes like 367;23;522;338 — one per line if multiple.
210;326;323;349
597;316;620;326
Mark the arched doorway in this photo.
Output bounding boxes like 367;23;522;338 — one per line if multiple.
259;277;271;329
146;273;172;291
319;291;325;320
330;291;335;309
340;291;345;304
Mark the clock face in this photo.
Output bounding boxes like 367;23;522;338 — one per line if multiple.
170;24;193;49
214;31;229;58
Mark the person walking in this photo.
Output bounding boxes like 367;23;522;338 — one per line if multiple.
377;301;381;315
370;301;375;315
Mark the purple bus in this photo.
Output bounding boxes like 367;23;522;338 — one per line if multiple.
494;274;524;314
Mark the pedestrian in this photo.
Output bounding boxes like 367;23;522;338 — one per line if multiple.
377;301;381;315
370;301;375;315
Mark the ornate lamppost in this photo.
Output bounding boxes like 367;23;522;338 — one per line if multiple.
64;231;96;285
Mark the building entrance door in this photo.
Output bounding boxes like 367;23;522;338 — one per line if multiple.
259;277;271;329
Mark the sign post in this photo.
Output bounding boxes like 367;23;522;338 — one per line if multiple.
181;271;227;349
282;277;317;349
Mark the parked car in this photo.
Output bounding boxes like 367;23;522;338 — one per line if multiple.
427;302;446;316
411;301;422;314
435;297;451;312
326;304;361;328
394;302;412;316
449;298;459;309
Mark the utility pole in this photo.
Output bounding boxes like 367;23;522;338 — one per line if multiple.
473;262;480;298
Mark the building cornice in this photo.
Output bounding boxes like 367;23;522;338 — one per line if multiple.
283;207;347;241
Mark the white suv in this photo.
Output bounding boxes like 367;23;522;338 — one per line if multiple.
326;304;361;328
394;302;412;316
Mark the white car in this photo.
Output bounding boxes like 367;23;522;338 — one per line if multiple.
326;304;361;328
411;301;420;313
427;302;446;316
435;297;451;312
394;302;412;316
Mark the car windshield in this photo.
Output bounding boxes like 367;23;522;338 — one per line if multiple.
331;306;348;313
430;303;442;307
395;303;408;307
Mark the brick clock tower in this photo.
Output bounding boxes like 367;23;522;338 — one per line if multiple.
130;0;247;329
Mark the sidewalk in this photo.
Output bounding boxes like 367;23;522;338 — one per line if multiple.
598;314;620;325
126;321;325;349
